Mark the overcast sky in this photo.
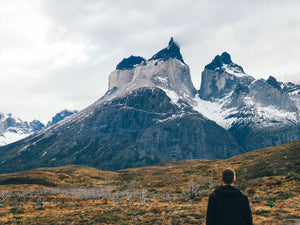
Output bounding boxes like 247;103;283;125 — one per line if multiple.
1;0;300;124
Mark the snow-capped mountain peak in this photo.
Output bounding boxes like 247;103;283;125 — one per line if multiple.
149;37;185;64
0;113;44;146
205;52;244;74
105;38;196;103
199;52;254;100
194;51;299;151
0;109;78;146
47;109;78;126
266;76;281;90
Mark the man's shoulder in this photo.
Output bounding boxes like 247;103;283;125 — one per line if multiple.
239;190;249;200
210;186;248;199
209;186;222;196
209;186;224;199
231;186;249;199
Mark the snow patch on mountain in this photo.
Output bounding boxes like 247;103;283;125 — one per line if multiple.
192;92;299;130
161;88;180;105
0;113;36;146
254;104;298;126
283;82;300;110
0;131;30;146
0;109;78;146
222;64;248;77
192;94;237;129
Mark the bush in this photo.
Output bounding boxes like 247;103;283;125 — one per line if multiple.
274;191;293;200
254;209;271;215
9;208;25;214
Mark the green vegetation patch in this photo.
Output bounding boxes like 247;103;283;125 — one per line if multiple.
9;207;25;214
274;191;293;200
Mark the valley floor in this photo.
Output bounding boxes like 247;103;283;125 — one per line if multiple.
0;185;299;224
0;140;299;224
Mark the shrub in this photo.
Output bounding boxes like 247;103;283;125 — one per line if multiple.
254;209;271;215
9;208;25;214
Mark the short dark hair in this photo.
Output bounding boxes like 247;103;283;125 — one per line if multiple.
222;168;235;184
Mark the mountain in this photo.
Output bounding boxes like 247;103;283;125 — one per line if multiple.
0;110;78;146
0;38;299;174
197;52;299;151
0;38;244;173
199;52;254;100
47;109;78;126
0;113;44;146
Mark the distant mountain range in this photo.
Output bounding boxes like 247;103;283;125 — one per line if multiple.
0;38;299;173
0;110;77;146
198;52;299;151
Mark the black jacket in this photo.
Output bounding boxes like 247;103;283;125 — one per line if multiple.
206;185;253;225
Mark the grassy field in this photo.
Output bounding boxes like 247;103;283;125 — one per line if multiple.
0;140;299;224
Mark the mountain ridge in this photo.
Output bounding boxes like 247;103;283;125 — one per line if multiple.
0;38;299;173
0;113;44;146
0;110;78;146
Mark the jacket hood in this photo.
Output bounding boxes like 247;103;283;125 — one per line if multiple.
214;185;242;198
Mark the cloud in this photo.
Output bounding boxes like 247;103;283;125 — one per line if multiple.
0;0;300;123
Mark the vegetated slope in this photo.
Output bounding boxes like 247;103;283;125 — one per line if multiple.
0;140;299;224
228;139;300;180
0;140;298;189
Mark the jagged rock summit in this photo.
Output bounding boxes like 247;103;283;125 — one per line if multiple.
205;52;244;73
199;52;254;100
266;75;282;90
116;56;146;70
107;38;196;103
47;110;78;126
149;37;185;64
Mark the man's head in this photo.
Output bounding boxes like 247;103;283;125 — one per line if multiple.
221;168;236;185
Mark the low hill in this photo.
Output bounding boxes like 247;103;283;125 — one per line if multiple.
0;140;299;224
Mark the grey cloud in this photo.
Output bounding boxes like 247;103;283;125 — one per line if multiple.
1;0;300;123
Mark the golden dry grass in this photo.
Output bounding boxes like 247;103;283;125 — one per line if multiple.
0;140;299;224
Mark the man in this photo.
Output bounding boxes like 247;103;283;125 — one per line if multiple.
206;168;253;225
